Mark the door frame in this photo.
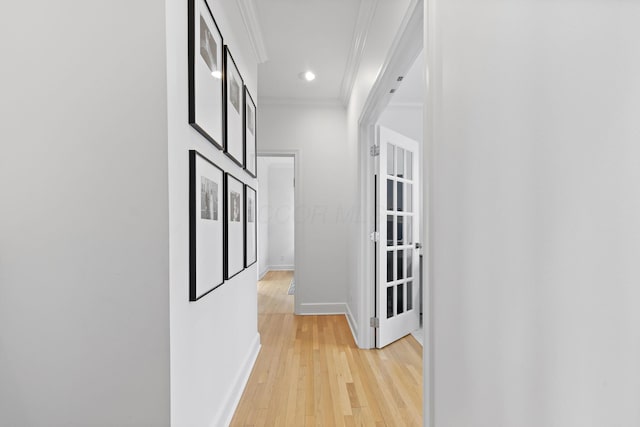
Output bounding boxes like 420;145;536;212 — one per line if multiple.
356;0;424;349
257;149;302;313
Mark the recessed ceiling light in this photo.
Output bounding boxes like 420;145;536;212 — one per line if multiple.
298;71;316;82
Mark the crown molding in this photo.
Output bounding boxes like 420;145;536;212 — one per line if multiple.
237;0;269;64
386;101;423;109
339;0;379;107
258;96;344;108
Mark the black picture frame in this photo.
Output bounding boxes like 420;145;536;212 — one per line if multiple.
243;88;257;178
223;46;245;167
224;172;245;279
244;185;257;267
189;150;225;301
188;0;224;149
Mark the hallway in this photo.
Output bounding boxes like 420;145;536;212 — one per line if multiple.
230;271;423;426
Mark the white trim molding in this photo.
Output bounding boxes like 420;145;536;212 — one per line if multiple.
258;96;344;108
298;302;346;315
214;333;261;427
340;0;379;106
345;304;359;347
266;264;295;271
236;0;269;64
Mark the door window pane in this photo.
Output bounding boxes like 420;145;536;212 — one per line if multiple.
397;182;404;212
407;216;413;245
397;147;405;178
387;143;395;176
387;215;394;246
397;215;404;245
387;250;394;283
407;250;413;278
386;179;394;211
406;183;412;212
406;151;413;180
387;286;394;318
407;281;413;311
397;284;404;314
397;249;404;280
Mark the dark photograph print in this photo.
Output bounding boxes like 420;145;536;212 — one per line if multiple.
200;176;218;220
247;102;254;135
230;191;241;222
247;196;254;223
199;15;218;74
230;76;240;114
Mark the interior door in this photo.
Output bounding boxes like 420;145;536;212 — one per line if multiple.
376;125;420;348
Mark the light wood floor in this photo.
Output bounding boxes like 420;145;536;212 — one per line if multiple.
230;271;423;426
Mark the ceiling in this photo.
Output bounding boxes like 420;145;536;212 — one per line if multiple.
252;0;363;103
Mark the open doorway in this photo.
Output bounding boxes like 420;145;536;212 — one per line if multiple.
257;155;296;312
357;1;424;349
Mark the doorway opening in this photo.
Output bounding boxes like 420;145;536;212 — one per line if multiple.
257;154;296;312
357;0;424;349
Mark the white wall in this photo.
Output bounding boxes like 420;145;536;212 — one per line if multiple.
259;104;349;314
426;1;640;426
378;106;423;145
0;1;170;425
165;0;260;425
257;157;270;277
267;163;295;270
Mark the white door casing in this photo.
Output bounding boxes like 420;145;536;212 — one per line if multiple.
376;125;421;348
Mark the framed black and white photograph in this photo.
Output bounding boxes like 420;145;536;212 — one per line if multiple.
188;0;224;149
244;185;257;267
244;88;257;178
225;173;245;279
223;46;245;167
189;150;224;301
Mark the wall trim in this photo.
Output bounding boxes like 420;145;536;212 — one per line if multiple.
345;304;359;347
214;333;261;427
259;267;269;280
236;0;269;64
266;264;295;271
298;302;346;315
340;0;379;106
386;101;423;110
258;96;344;108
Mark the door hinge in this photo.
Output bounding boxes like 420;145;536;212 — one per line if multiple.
370;145;380;157
370;317;380;328
369;231;379;242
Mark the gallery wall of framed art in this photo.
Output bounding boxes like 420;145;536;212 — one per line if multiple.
186;0;259;301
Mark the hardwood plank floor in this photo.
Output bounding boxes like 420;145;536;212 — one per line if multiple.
231;271;423;426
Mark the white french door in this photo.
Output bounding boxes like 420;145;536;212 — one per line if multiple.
376;125;420;348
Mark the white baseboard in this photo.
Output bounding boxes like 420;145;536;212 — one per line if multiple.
213;333;261;427
267;264;294;271
297;302;346;315
345;304;359;347
258;267;269;280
